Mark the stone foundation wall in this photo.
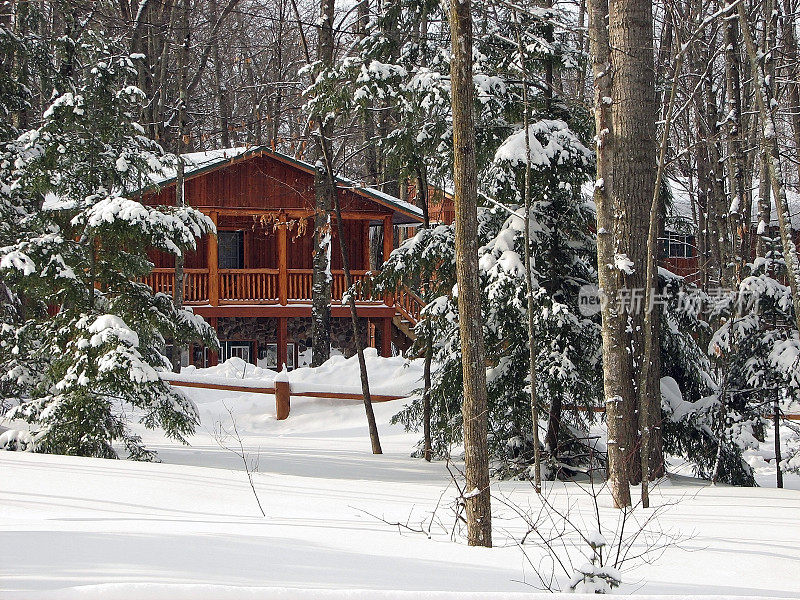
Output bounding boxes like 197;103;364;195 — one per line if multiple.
215;315;370;365
217;317;276;346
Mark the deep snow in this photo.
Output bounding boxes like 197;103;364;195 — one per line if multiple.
2;359;800;599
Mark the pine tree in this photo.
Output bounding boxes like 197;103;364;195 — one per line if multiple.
0;25;216;459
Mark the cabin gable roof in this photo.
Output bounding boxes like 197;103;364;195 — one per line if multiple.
146;146;423;224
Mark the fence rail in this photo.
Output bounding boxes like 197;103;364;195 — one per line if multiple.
395;286;424;324
166;377;800;423
166;377;401;420
141;268;209;302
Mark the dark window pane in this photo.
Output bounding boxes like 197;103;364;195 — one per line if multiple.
219;231;244;269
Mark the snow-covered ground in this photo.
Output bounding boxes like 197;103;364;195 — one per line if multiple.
2;356;800;599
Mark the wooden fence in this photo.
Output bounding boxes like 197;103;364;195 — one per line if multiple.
166;378;800;422
167;378;403;420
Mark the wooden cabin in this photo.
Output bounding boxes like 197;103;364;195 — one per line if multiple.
141;146;424;370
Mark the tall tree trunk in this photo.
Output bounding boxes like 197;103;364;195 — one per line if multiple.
378;0;400;195
780;0;800;185
321;157;383;455
576;0;589;104
514;9;543;491
358;0;379;185
589;0;631;508
639;43;682;507
722;13;749;272
153;0;178;144
172;0;190;374
608;0;657;491
590;0;656;507
415;165;433;462
449;0;492;547
311;0;334;367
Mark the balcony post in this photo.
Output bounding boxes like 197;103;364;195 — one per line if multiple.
382;215;395;307
362;221;370;271
277;316;288;371
208;211;219;306
382;215;393;264
381;317;392;357
278;212;288;305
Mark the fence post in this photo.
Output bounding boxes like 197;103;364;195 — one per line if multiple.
275;369;290;420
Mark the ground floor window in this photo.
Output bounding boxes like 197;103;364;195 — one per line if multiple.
220;340;255;363
258;342;296;371
163;344;189;368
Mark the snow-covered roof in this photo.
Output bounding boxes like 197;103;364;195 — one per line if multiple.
152;147;252;183
147;146;423;224
668;177;800;231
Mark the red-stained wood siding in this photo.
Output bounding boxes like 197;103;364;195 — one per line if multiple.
141;153;392;273
142;155;391;217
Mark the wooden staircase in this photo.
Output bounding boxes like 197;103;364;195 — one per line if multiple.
391;286;424;352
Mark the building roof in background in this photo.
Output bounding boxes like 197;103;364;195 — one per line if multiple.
581;178;800;233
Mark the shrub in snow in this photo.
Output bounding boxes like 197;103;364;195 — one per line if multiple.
567;528;621;593
657;272;757;486
0;25;216;459
569;562;622;594
701;242;800;483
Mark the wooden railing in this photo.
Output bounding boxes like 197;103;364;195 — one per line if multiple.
144;267;385;306
141;268;209;303
219;268;279;303
332;270;371;302
287;269;313;300
395;285;425;325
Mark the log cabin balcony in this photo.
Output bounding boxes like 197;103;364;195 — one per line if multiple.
144;207;398;312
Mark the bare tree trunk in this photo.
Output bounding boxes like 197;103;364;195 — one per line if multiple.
415;165;433;462
757;0;776;261
153;0;177;144
209;0;231;147
576;0;588;104
780;0;800;184
513;9;542;492
322;157;383;455
590;0;656;506
722;13;749;272
773;304;783;488
358;0;379;185
609;0;657;491
589;0;632;509
311;0;334;367
640;45;683;508
449;0;492;547
172;0;190;374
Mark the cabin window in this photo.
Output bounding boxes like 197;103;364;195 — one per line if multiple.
163;344;189;368
258;343;296;371
218;230;244;269
662;232;694;258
